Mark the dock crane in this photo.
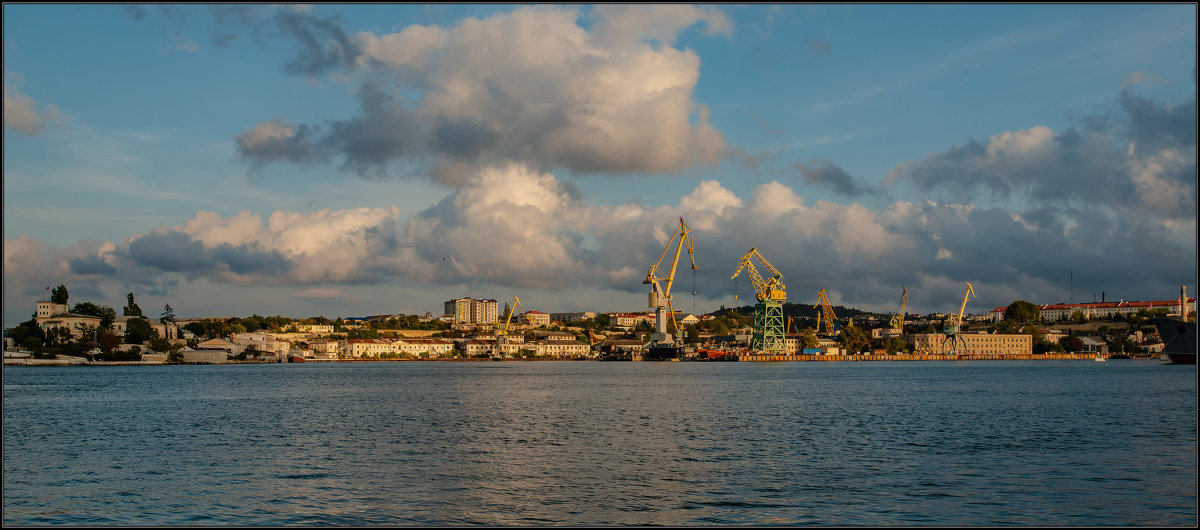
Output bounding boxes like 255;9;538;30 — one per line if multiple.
942;282;975;354
643;217;697;354
888;286;908;334
815;289;838;337
730;247;786;354
495;296;522;358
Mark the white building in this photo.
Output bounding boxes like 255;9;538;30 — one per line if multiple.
523;310;551;327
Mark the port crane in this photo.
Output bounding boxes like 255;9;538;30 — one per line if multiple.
495;296;522;358
815;289;838;337
644;217;697;350
888;286;908;334
730;247;786;354
942;282;975;354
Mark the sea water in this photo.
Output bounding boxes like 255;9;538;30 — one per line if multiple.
3;360;1195;526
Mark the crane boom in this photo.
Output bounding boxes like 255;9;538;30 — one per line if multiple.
953;283;975;327
815;289;837;335
730;247;786;301
889;286;908;331
644;217;697;343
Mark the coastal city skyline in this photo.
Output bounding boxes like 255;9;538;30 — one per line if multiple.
4;4;1197;329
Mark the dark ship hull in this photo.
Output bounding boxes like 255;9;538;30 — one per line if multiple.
1153;318;1196;364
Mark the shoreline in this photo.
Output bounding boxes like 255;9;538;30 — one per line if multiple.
5;353;1163;366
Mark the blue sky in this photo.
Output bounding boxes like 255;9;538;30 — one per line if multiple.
4;4;1196;328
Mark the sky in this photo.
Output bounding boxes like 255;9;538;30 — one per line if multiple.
3;4;1197;329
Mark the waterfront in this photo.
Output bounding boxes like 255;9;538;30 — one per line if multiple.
4;360;1196;526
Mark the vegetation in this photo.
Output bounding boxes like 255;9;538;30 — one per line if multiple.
124;317;155;344
1004;300;1040;323
123;292;143;317
51;285;69;305
72;302;117;329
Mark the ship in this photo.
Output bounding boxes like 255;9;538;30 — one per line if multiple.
1153;318;1196;365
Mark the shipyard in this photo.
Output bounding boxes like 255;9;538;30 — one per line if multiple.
6;231;1195;365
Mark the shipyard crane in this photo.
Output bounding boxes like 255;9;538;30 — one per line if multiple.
815;289;838;337
942;282;975;354
495;296;522;358
643;217;697;350
730;247;787;354
889;286;908;333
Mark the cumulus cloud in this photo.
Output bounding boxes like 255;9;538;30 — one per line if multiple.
237;5;727;181
884;91;1196;229
3;78;60;135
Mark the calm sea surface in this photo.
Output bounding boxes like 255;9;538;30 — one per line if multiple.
3;360;1196;526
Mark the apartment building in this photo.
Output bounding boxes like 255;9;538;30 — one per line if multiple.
444;297;499;325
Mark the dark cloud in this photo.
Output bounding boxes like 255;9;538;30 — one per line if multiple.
124;231;209;274
274;9;363;77
69;255;116;276
211;244;291;276
323;83;425;177
793;157;882;198
235;120;325;169
1118;90;1197;156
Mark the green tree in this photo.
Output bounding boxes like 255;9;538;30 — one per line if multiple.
166;349;185;364
123;292;143;317
98;331;123;354
160;304;175;325
6;318;45;349
1004;301;1040;323
836;325;870;354
1070;311;1087;323
51;285;69;304
883;336;909;354
72;302;117;329
124;317;155;344
799;328;819;349
1060;335;1085;352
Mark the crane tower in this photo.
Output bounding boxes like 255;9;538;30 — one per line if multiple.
942;282;975;354
730;247;787;354
643;217;697;357
815;289;838;337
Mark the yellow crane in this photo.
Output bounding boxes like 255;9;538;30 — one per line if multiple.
495;296;522;358
815;289;838;336
730;247;787;353
942;282;975;354
644;217;697;346
889;286;908;332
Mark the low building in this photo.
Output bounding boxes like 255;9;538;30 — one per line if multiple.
34;301;101;340
910;332;1032;355
397;338;454;358
533;339;591;358
345;338;400;358
551;311;595;323
523;310;551;327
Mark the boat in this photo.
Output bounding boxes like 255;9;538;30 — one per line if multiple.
1094;353;1107;362
1153;318;1196;365
287;354;305;363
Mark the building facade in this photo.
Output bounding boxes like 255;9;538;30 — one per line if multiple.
911;333;1032;355
990;298;1197;322
444;297;499;325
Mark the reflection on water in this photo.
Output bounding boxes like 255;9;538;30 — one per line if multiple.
4;361;1196;525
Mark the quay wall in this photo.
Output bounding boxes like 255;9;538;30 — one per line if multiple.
737;353;1100;362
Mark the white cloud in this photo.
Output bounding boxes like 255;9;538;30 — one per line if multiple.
243;5;727;179
3;78;60;135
